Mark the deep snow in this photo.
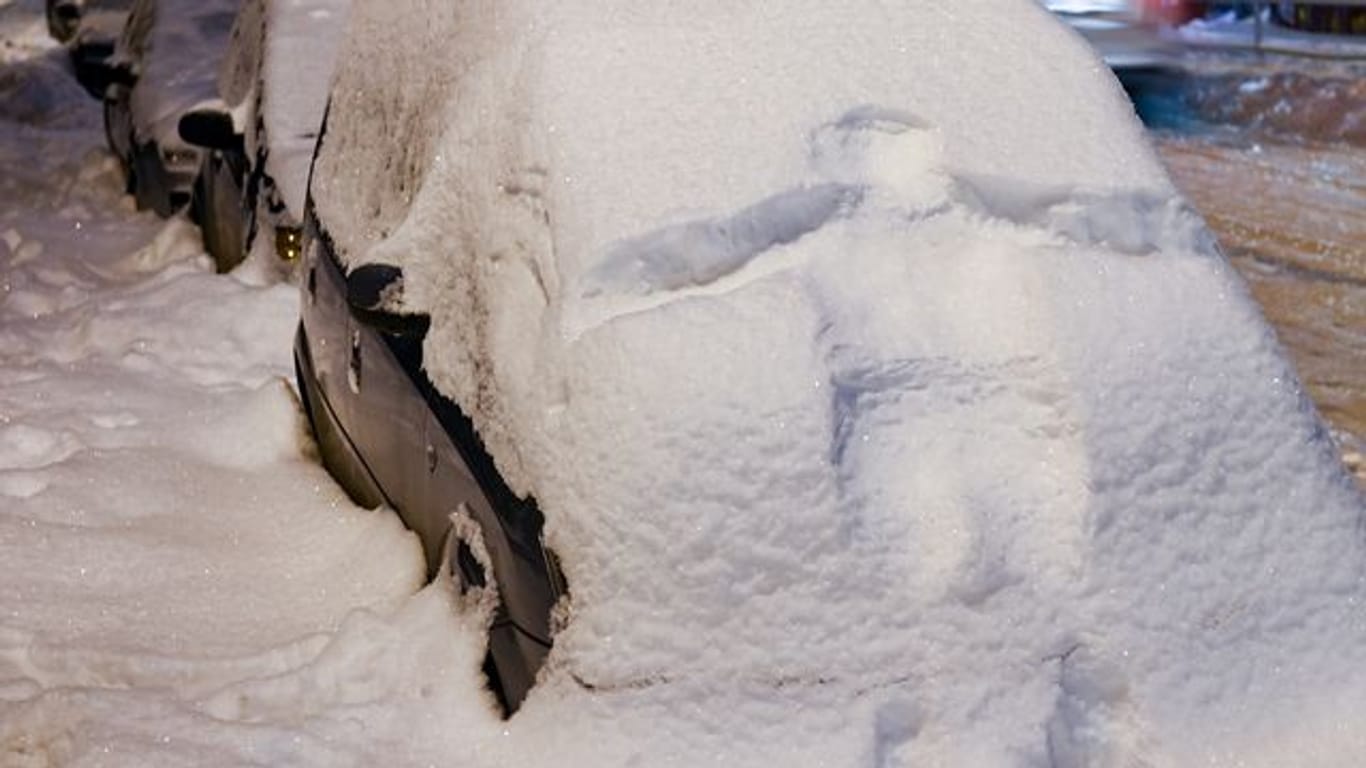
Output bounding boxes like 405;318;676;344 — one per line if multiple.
0;9;472;765
1;0;1365;766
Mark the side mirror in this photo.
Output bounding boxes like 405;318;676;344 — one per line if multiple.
89;58;136;97
69;40;116;99
346;263;430;337
178;107;243;154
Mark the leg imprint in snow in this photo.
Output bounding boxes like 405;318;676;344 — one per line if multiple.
825;348;1090;600
872;697;925;768
1046;646;1153;768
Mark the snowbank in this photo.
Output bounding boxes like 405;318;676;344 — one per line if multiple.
309;0;1366;763
2;11;429;763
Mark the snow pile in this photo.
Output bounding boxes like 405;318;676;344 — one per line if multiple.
0;48;92;129
123;0;238;151
218;0;351;220
311;0;1366;763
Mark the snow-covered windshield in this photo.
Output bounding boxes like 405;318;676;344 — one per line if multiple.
311;0;1366;760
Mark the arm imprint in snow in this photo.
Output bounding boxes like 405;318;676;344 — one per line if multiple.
579;106;948;299
579;103;1211;305
580;183;862;298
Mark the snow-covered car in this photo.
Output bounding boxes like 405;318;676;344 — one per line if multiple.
44;0;81;42
92;0;238;217
176;0;351;273
295;0;1366;755
43;0;133;98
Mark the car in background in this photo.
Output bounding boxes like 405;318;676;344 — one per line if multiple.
176;0;352;273
44;0;134;99
45;0;82;42
90;0;238;217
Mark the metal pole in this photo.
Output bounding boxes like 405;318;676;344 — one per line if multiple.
1254;0;1265;49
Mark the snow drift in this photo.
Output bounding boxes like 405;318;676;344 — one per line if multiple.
307;0;1366;764
0;11;429;762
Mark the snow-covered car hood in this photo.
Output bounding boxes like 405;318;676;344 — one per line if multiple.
312;0;1366;763
126;0;238;150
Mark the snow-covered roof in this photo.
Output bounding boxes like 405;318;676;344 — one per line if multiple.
312;0;1366;761
124;0;239;151
218;0;352;219
71;6;132;48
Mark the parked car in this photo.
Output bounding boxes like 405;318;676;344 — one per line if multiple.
44;0;82;42
295;243;564;713
177;0;351;273
44;0;134;99
92;0;239;217
297;0;1365;744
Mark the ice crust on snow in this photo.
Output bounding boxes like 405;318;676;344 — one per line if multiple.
217;0;352;220
311;0;1366;763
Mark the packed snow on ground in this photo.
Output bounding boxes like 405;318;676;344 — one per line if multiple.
308;0;1366;765
1;7;474;766
3;0;1366;765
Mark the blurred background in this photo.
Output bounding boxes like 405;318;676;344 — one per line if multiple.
1048;0;1366;484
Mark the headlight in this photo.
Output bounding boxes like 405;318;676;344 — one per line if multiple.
160;147;199;168
275;227;303;262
